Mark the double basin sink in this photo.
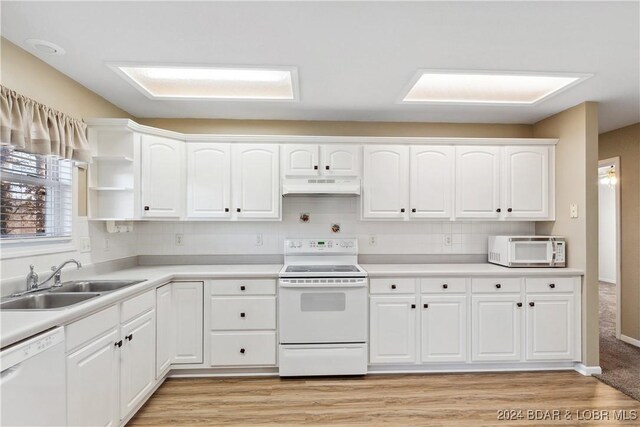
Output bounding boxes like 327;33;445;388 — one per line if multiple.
0;280;145;311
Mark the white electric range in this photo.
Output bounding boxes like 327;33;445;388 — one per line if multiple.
278;238;368;377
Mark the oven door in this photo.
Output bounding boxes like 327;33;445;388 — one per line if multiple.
509;239;554;266
278;281;367;344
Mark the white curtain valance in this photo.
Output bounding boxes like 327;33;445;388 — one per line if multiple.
0;85;90;163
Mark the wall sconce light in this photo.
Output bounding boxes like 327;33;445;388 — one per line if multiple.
599;166;617;187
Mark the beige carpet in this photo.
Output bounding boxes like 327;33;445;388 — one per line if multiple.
595;281;640;401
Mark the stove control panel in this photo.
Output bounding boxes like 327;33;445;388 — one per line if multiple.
284;238;358;253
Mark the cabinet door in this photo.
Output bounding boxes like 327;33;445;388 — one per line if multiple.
455;146;501;219
156;284;173;378
120;310;156;420
421;295;467;363
232;144;280;219
141;135;184;218
186;143;231;218
526;294;574;360
410;146;454;219
282;144;319;176
173;282;204;364
321;145;360;176
369;296;416;364
362;146;409;219
472;295;521;361
67;328;119;427
503;146;551;219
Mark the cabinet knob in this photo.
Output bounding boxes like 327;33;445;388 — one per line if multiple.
125;334;133;341
517;302;523;307
236;208;241;213
325;165;330;170
115;340;123;348
423;303;429;309
442;284;448;289
314;165;318;170
411;304;416;309
240;348;246;354
144;206;150;211
240;312;246;318
529;302;535;307
507;208;513;213
224;208;229;212
400;208;405;213
240;285;246;291
549;283;556;289
496;208;502;213
495;284;501;289
412;208;417;213
391;284;397;290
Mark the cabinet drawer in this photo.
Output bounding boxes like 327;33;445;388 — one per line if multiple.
370;278;416;294
210;279;276;296
472;278;521;293
66;305;119;352
525;277;576;293
210;296;276;330
210;331;277;366
421;278;467;294
121;289;155;323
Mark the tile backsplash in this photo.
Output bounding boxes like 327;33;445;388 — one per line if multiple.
137;197;534;256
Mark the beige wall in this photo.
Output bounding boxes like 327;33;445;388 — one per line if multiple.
0;37;131;120
599;123;640;341
533;102;600;366
138;118;533;138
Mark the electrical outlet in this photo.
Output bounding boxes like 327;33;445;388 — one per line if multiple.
256;234;263;246
570;203;579;219
369;235;377;246
103;238;110;252
175;233;184;246
444;234;452;246
80;237;91;253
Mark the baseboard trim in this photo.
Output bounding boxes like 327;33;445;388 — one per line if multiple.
573;363;602;376
620;334;640;348
368;362;576;374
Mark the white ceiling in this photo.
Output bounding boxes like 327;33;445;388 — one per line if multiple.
2;1;638;132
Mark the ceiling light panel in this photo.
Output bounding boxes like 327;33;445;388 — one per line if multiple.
402;71;589;105
111;65;298;100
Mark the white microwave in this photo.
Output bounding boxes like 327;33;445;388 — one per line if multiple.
488;236;566;268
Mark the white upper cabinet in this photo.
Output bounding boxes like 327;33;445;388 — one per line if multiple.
282;144;360;177
321;145;360;176
362;145;409;219
232;144;280;219
186;143;231;219
503;146;552;219
282;145;320;176
410;146;454;219
141;135;184;218
455;146;501;219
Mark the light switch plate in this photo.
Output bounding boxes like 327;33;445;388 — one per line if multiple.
570;203;579;218
80;237;91;253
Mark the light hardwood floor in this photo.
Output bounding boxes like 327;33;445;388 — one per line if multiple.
129;372;639;426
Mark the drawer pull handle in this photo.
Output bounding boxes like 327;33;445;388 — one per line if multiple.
125;334;133;341
411;304;416;309
412;208;417;213
240;285;246;291
144;206;150;211
517;302;523;307
423;303;429;309
496;208;502;213
237;208;241;213
240;348;246;354
442;284;448;289
400;208;405;213
224;208;229;212
314;165;318;170
115;340;123;348
507;208;513;213
240;312;246;318
391;284;397;290
529;302;535;307
325;165;330;170
495;284;501;289
549;283;556;289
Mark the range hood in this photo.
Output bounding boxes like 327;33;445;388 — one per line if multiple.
282;178;361;196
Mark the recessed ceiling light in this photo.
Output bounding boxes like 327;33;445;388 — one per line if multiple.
25;39;65;55
109;64;298;101
401;70;591;105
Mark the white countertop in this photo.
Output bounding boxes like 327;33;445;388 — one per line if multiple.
1;262;582;349
361;263;584;277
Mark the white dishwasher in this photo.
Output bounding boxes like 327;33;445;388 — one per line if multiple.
1;327;66;426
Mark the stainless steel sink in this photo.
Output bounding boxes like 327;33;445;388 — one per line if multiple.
0;293;100;310
50;280;145;294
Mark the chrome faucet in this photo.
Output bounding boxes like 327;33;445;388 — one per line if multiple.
14;259;83;296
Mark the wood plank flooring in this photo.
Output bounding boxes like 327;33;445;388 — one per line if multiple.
128;372;639;426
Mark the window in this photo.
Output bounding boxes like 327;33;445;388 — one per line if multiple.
0;147;72;240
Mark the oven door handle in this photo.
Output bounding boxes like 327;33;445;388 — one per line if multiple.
279;282;367;289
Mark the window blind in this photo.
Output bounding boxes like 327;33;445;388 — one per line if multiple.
0;147;72;239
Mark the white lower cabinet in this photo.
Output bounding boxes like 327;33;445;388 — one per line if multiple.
210;331;277;366
420;295;467;363
471;294;522;362
526;294;575;360
66;328;119;427
369;295;417;364
155;284;173;378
